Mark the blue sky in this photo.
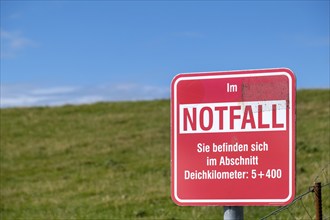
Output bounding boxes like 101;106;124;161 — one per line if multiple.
1;1;329;107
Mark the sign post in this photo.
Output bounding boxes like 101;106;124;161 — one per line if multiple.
224;206;244;219
171;68;296;210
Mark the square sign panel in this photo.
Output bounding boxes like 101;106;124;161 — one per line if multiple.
171;68;295;206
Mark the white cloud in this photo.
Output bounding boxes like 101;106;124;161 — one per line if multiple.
0;83;170;108
1;29;37;58
1;95;50;107
0;85;79;107
71;96;105;104
31;87;79;95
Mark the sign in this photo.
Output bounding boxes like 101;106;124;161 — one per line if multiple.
171;68;295;206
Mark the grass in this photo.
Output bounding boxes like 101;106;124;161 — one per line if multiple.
1;89;329;219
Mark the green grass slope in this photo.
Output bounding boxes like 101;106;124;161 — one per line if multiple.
1;89;329;219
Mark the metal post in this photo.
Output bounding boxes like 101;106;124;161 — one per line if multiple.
314;182;322;220
224;206;244;220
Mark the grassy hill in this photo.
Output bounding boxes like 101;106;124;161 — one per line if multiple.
1;89;329;219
